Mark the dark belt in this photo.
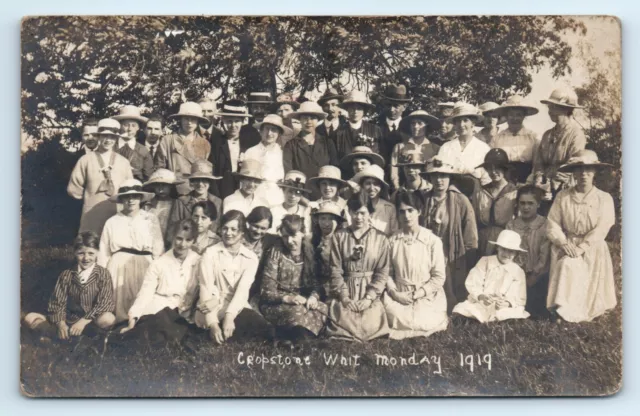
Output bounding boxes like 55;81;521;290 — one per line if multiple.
117;248;152;256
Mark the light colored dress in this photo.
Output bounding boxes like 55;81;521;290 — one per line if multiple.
245;142;285;207
546;187;616;322
259;243;328;336
195;243;259;329
472;182;517;255
383;227;448;339
326;227;390;341
98;210;165;322
127;249;201;322
270;204;312;235
452;255;529;323
438;136;491;185
145;198;177;244
370;198;398;236
489;127;539;163
67;151;133;235
223;190;271;216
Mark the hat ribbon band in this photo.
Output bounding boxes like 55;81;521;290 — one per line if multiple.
222;105;248;114
118;185;144;194
98;127;120;135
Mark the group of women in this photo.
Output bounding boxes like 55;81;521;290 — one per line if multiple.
22;84;618;347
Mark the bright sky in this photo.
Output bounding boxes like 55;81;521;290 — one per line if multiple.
522;16;620;137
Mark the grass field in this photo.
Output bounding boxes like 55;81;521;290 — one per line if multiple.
19;242;622;398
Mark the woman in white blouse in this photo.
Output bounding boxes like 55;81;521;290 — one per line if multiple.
437;102;491;186
98;179;164;323
119;220;200;344
244;114;291;207
195;210;274;344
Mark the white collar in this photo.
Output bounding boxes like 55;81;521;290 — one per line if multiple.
349;120;363;130
118;138;136;150
386;117;401;128
145;140;159;148
76;264;96;284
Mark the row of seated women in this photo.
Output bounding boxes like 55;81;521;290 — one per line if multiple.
23;145;617;345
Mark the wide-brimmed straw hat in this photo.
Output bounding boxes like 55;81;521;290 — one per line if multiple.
540;87;583;109
339;90;376;111
290;101;328;120
557;150;613;173
405;110;442;130
317;86;344;106
352;165;389;190
339;146;385;171
311;201;346;223
188;160;223;182
380;84;411;103
232;159;264;181
307;165;348;190
277;170;312;194
97;118;128;139
143;169;184;190
112;105;149;124
446;102;484;124
394;149;428;167
489;229;527;253
169;102;209;124
421;155;464;176
246;92;273;105
257;114;293;136
476;102;507;126
109;179;154;202
215;99;252;118
485;95;539;118
477;148;512;170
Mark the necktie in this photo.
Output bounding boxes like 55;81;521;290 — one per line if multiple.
149;145;155;159
391;124;396;132
95;152;116;197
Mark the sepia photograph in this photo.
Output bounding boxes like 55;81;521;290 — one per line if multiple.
19;15;622;397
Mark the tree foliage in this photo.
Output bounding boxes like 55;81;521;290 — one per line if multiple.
21;16;586;146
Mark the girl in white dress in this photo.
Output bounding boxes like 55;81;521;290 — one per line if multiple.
452;230;530;323
546;150;617;322
98;179;165;323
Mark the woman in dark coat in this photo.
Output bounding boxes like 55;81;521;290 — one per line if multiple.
418;155;478;314
334;90;383;163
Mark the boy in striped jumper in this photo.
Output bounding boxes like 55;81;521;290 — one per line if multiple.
23;232;116;340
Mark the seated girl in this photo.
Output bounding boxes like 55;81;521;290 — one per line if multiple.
384;191;448;339
23;232;115;340
119;220;201;345
452;229;530;323
195;210;275;344
191;201;221;255
260;215;328;347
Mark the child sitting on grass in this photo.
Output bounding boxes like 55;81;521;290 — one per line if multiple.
23;232;116;340
452;230;530;323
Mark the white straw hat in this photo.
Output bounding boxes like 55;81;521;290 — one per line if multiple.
489;229;527;252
